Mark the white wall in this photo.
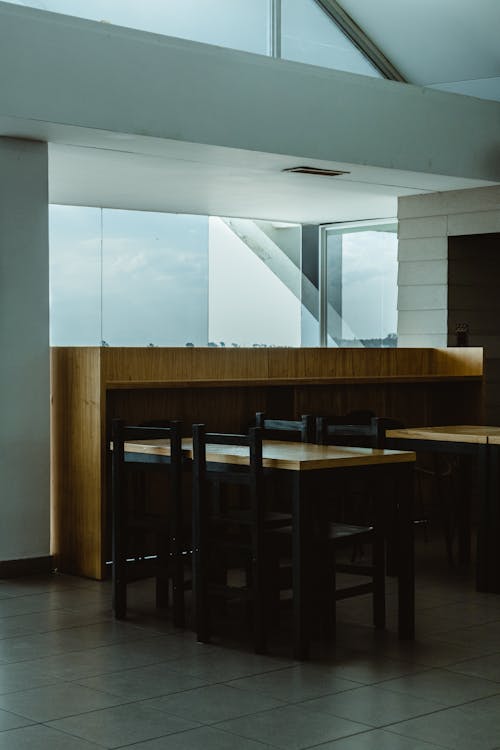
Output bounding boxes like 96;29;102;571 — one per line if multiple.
397;184;500;346
0;1;499;182
0;138;50;562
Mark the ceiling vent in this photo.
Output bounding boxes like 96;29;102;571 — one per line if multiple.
283;166;350;177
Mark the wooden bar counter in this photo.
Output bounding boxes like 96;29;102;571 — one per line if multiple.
51;346;483;579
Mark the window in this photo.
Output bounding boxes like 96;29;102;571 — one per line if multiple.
6;0;383;76
321;222;398;347
281;0;382;77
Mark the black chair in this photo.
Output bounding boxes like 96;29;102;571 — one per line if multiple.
316;414;380;448
192;424;291;654
256;412;386;634
315;414;387;631
111;418;188;625
255;412;315;443
376;418;458;565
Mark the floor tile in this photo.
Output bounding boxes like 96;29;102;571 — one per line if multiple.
447;653;500;683
166;647;293;682
123;724;274;749
0;621;148;663
0;724;104;749
388;700;500;750
381;667;500;706
77;662;209;701
48;702;199;748
0;707;34;731
301;684;445;727
314;727;450;749
0;659;62;694
30;635;208;680
146;682;284;723
0;682;125;722
316;654;420;685
215;704;368;749
227;664;361;702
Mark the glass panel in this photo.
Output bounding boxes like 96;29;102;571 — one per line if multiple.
101;210;208;347
208;217;301;347
326;227;398;347
49;208;305;348
49;205;101;346
5;0;270;55
281;0;382;77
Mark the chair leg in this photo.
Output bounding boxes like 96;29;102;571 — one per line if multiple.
373;536;386;629
155;533;171;610
172;554;186;628
113;567;127;620
253;537;267;655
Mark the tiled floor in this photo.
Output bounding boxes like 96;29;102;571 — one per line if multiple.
1;534;500;749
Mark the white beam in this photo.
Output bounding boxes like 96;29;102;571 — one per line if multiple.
0;2;499;182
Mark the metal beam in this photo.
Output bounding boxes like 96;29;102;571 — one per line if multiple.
314;0;407;82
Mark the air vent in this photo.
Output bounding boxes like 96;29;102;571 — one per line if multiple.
283;166;350;177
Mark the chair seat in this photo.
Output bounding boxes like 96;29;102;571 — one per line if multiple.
326;522;373;541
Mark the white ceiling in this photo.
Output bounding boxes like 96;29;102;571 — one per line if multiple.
48;140;494;225
340;0;500;101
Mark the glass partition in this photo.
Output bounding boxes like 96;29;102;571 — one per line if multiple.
49;205;101;346
101;210;208;347
49;207;303;348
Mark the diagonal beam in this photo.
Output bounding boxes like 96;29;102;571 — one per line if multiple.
314;0;407;82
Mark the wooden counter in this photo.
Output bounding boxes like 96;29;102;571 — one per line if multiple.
51;346;483;579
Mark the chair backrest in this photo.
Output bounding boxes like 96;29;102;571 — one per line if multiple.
316;415;405;448
192;424;263;482
316;415;379;448
192;424;265;530
111;418;184;501
254;412;314;443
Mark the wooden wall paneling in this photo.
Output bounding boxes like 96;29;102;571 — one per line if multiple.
102;347;271;385
51;346;485;579
51;347;103;579
107;385;272;435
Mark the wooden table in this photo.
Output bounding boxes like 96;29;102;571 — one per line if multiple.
385;425;500;592
123;438;416;659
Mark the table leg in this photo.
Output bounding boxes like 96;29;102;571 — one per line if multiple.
396;462;415;640
456;455;472;565
486;445;500;593
292;472;311;660
476;444;500;593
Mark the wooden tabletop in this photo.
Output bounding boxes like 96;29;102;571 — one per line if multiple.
483;433;500;446
386;425;500;444
122;438;415;471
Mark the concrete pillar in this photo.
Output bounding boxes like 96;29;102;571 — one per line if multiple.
0;138;50;570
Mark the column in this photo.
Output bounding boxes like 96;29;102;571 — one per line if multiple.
0;137;50;571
